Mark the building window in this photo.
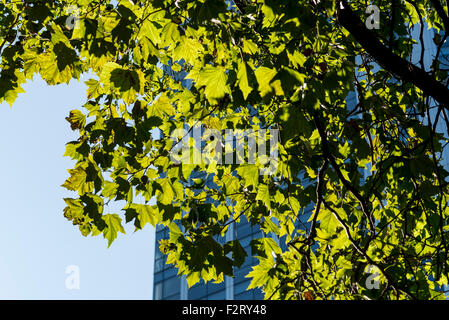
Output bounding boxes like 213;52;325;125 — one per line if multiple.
235;290;254;300
163;276;181;298
154;257;166;273
234;279;251;296
234;265;253;283
154;282;163;300
207;290;226;300
188;283;207;300
207;281;226;295
164;292;181;300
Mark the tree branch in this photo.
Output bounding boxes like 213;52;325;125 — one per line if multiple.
428;0;449;32
307;159;329;241
313;113;376;233
336;0;449;107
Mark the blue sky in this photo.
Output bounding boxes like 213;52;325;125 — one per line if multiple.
0;75;155;299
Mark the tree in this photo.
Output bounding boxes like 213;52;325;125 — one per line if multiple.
2;0;449;300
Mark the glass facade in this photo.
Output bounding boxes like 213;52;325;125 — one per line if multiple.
153;226;181;300
153;215;264;300
232;217;265;300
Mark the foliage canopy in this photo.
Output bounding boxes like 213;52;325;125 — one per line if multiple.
3;0;449;299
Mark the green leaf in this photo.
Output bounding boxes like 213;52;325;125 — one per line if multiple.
156;178;176;205
126;204;160;228
102;214;126;247
85;79;103;99
237;164;259;187
187;65;231;103
255;67;283;97
173;37;203;64
256;184;271;209
224;240;248;267
62;167;93;194
250;238;282;259
162;22;181;46
100;62;145;104
247;258;273;290
318;209;338;233
242;39;258;55
195;0;227;23
65;110;86;131
236;60;254;99
148;93;176;118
